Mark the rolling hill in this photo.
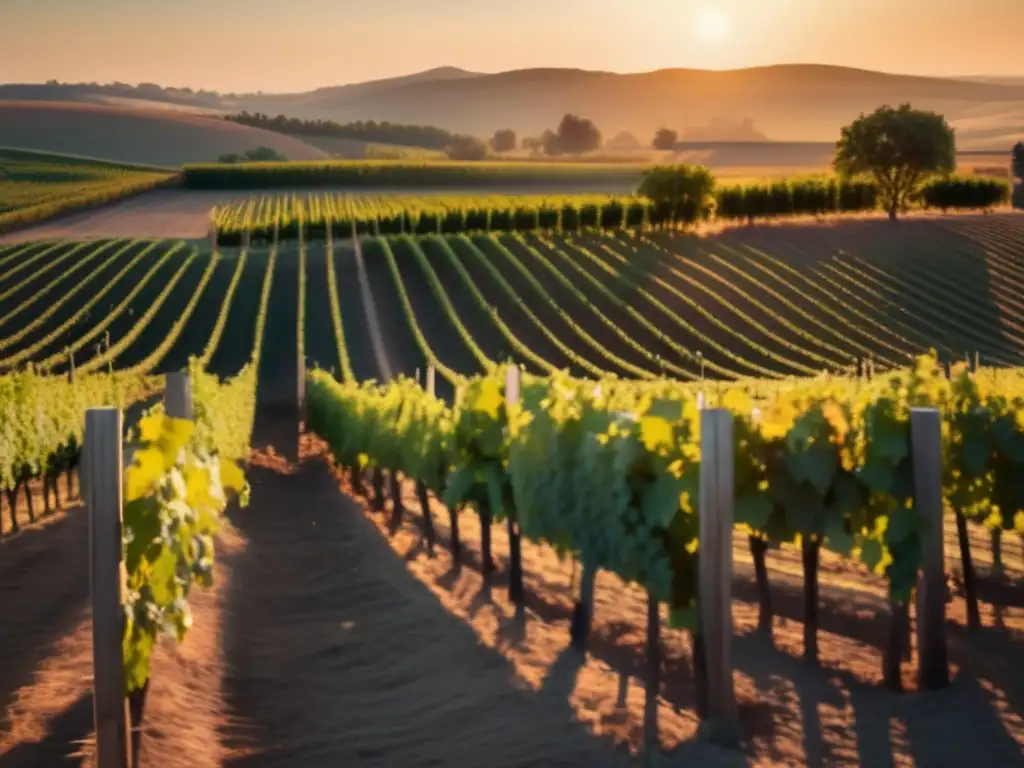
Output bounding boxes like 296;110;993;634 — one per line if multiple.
0;102;329;167
226;64;1024;145
3;65;1023;149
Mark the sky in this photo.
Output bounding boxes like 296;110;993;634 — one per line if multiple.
1;0;1022;93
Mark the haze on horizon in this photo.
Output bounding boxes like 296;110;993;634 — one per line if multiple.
1;0;1022;93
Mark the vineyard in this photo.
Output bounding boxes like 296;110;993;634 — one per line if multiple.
1;210;1023;765
0;148;175;235
209;180;1009;245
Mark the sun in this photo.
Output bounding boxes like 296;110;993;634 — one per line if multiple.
695;7;732;43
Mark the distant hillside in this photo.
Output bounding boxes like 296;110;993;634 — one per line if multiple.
263;64;1024;143
3;65;1024;146
0;102;329;166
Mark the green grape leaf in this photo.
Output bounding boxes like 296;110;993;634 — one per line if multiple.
736;491;773;531
859;538;884;572
962;432;991;476
642;473;685;528
823;514;854;556
646;398;683;423
148;547;179;605
875;429;909;463
123;498;162;572
442;466;475;507
884;508;916;547
785;443;836;495
859;459;895;494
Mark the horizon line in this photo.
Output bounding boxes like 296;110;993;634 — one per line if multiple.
4;61;1024;96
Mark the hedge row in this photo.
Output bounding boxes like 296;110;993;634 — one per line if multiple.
715;179;878;220
921;177;1010;211
182;160;644;190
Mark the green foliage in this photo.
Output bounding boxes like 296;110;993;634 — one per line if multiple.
636;164;716;228
920;176;1009;211
0;369;145;506
834;103;955;219
225;111;458;151
306;353;1024;630
0;148;172;235
715;179;876;221
1012;141;1023;181
122;413;248;692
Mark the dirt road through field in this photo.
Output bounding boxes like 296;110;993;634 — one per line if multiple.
219;430;642;767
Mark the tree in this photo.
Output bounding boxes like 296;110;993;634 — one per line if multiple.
834;104;955;220
652;128;679;151
545;114;602;156
636;164;716;227
444;135;488;161
1012;141;1024;181
490;129;517;153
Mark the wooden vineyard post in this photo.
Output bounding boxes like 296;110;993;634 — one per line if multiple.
85;408;130;768
242;228;251;251
697;408;741;744
911;408;949;690
164;372;193;421
505;365;525;622
297;355;306;429
416;365;438;556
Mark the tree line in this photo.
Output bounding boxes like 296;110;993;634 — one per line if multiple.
224;112;459;151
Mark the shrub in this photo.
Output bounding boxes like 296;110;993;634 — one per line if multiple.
636;164;716;228
920;176;1009;211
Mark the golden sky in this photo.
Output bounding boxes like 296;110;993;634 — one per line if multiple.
1;0;1021;92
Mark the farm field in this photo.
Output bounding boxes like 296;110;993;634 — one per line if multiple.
2;213;1024;766
4;214;1024;387
0;148;175;236
0;101;330;167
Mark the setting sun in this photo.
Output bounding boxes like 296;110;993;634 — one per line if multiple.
695;6;732;43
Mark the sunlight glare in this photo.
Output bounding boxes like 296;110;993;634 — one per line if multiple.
695;6;732;44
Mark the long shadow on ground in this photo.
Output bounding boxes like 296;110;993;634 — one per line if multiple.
0;505;94;765
219;424;635;767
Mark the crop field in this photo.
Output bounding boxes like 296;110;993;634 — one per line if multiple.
2;213;1023;398
0;148;174;235
2;211;1024;767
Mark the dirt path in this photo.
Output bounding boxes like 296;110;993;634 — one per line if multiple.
218;434;637;767
0;481;236;767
